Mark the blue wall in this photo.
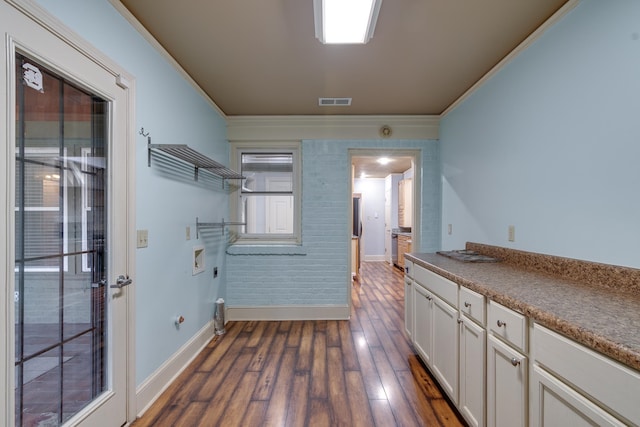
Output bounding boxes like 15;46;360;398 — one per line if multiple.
35;0;230;385
440;0;640;268
226;139;439;307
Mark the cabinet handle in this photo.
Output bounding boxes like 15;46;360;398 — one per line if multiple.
464;301;471;308
497;320;507;327
510;358;521;367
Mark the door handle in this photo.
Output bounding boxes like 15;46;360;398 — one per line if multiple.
110;275;132;289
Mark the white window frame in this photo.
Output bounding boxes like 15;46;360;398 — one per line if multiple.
230;141;301;245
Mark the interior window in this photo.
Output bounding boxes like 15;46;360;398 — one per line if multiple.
232;143;300;244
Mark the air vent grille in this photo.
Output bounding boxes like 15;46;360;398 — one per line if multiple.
318;97;352;106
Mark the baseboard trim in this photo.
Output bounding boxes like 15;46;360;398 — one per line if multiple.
364;255;386;262
226;305;350;321
135;320;215;417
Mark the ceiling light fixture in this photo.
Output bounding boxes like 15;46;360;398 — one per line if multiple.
377;157;392;165
314;0;382;44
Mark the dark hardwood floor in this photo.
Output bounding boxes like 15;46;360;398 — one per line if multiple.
132;261;465;426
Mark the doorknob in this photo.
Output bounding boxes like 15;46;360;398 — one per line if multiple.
110;275;132;289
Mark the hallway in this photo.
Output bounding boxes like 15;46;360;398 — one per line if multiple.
132;262;464;426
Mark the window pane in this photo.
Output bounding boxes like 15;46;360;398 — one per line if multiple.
241;153;292;192
241;194;294;234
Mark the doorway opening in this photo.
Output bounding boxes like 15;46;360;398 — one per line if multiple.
348;149;421;296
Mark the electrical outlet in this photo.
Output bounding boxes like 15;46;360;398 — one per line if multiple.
447;224;452;235
14;291;19;302
508;225;515;242
137;229;148;248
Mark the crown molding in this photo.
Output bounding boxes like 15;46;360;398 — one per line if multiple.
226;115;439;141
441;0;580;117
107;0;227;118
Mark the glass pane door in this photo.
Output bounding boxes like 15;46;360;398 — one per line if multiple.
14;53;108;426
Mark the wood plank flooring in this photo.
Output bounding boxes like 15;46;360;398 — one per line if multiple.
132;262;465;427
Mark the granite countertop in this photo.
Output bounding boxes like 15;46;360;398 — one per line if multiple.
405;245;640;373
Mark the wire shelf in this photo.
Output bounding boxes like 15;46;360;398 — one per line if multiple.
146;137;245;184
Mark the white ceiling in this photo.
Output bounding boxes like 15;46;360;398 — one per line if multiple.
116;0;570;117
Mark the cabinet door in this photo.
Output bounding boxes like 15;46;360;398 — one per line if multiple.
412;282;433;365
530;365;626;427
487;335;527;427
431;295;459;404
460;316;486;427
404;277;413;339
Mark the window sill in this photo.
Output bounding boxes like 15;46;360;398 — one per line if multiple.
226;245;308;256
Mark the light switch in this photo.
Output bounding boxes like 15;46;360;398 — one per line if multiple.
137;229;148;248
508;225;515;242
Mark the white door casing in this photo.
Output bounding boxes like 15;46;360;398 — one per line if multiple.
1;1;136;426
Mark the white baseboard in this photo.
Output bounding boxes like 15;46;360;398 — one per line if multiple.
135;320;216;417
363;255;386;262
226;305;350;321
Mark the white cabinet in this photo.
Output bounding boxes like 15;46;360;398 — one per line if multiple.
411;265;459;404
531;365;625;427
404;259;414;340
412;281;433;365
487;301;528;427
460;286;485;326
488;300;527;353
459;314;486;427
404;275;413;339
407;264;640;427
431;294;459;403
531;324;640;426
487;334;528;427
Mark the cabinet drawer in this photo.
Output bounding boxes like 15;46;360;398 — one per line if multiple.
459;286;485;326
414;265;458;308
533;324;640;425
488;300;527;352
404;259;414;278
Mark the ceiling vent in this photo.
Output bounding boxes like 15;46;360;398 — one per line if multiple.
318;97;352;106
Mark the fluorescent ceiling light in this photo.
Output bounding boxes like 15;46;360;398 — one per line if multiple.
314;0;382;44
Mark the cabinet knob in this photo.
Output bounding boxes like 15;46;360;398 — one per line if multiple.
510;358;521;367
457;318;463;324
497;320;507;327
426;295;433;301
464;301;471;308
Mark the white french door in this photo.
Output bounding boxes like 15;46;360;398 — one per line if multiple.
1;1;134;426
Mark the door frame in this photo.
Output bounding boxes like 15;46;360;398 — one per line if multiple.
1;0;137;424
348;148;421;309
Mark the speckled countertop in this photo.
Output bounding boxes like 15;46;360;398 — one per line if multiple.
405;243;640;372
